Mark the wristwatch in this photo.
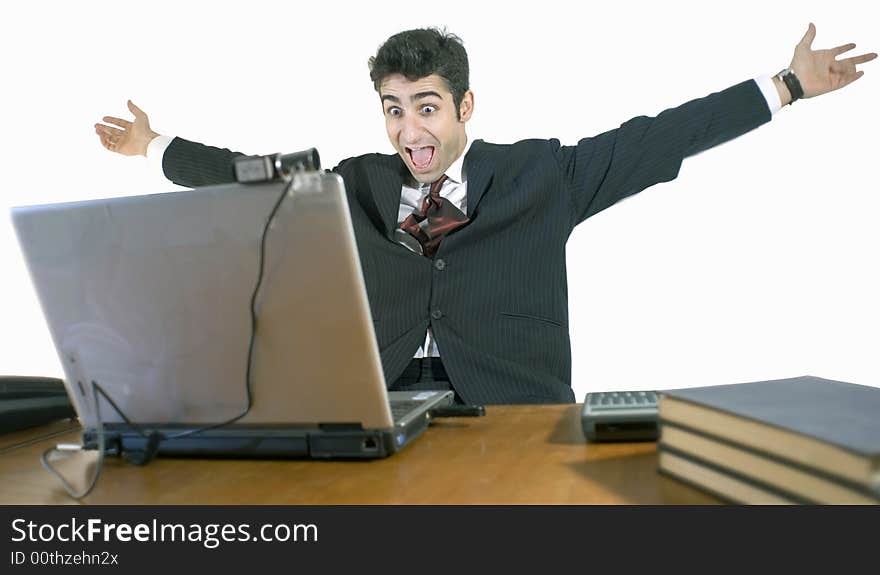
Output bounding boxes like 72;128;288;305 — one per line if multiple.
775;68;804;104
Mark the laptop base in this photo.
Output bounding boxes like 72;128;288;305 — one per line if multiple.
81;390;453;460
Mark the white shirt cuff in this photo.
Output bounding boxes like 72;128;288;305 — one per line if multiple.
146;134;174;175
754;75;782;116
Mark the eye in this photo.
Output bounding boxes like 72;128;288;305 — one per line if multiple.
386;107;402;117
420;104;437;114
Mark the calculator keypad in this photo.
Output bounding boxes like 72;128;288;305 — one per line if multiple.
587;391;657;409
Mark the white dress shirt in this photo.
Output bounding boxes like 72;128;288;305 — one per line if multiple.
146;76;781;359
399;139;471;357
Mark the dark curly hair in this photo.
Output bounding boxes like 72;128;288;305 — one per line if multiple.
368;28;469;119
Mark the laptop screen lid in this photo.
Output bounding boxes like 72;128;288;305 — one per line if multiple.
11;174;396;431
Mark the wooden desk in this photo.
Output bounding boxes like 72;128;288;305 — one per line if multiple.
0;405;718;504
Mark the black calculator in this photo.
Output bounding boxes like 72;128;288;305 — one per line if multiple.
581;391;659;442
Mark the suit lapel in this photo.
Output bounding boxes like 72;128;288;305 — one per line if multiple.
361;154;407;240
465;140;495;216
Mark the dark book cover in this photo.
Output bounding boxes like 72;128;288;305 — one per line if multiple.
661;376;880;458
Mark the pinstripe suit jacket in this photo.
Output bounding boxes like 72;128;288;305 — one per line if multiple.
162;80;771;404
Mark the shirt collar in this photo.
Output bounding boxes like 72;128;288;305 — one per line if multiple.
446;136;473;184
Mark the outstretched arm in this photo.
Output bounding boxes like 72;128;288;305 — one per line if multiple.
773;23;876;104
94;101;246;187
563;24;876;227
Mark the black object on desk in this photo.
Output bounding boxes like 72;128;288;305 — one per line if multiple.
429;405;486;418
0;376;75;435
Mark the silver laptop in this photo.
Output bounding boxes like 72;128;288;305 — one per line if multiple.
11;173;452;459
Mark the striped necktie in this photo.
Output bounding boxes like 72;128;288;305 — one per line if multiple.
396;174;470;258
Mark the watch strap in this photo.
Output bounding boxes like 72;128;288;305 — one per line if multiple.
776;68;804;104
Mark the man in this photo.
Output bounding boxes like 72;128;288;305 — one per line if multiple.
95;26;875;405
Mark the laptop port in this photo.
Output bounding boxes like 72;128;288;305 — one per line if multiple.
362;437;378;451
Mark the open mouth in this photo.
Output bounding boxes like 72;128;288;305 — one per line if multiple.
406;146;435;171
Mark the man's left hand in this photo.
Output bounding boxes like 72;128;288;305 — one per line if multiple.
788;23;876;99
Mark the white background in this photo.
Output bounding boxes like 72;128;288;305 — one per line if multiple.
1;0;877;398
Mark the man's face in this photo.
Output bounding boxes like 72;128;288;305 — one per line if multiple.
379;73;474;184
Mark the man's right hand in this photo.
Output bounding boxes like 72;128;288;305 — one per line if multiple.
94;100;159;157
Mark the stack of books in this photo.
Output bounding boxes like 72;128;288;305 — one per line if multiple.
657;376;880;504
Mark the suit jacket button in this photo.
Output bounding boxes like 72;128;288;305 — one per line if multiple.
431;310;443;320
434;258;446;271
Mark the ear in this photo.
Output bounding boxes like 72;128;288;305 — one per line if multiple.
459;90;474;122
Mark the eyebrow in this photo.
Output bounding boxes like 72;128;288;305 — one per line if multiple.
381;91;443;105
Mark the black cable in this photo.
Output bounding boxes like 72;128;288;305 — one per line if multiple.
165;177;295;440
127;176;295;445
115;178;295;444
92;382;149;435
43;177;297;493
40;380;105;500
